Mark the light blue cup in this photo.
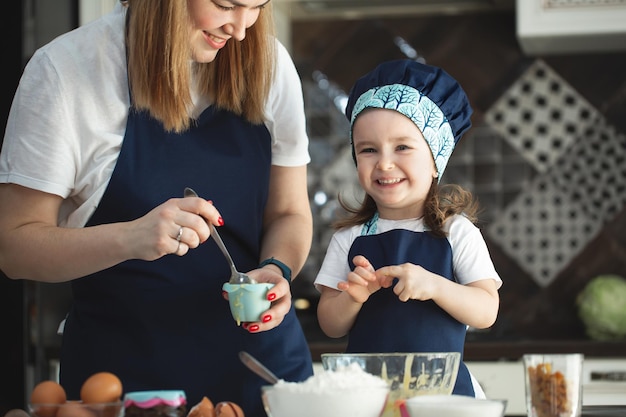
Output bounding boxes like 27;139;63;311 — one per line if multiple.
222;282;274;325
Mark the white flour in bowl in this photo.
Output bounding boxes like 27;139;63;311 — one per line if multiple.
273;363;388;393
262;364;390;417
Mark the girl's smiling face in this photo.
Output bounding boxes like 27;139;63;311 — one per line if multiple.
352;108;438;220
187;0;269;63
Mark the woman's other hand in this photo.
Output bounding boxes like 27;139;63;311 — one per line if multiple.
235;267;292;333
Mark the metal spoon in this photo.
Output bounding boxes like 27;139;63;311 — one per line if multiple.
239;351;280;384
183;187;257;284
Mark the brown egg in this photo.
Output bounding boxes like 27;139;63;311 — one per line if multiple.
214;402;244;417
80;372;123;404
30;380;67;417
56;402;97;417
187;397;215;417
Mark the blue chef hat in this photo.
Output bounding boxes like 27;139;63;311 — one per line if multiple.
345;59;473;180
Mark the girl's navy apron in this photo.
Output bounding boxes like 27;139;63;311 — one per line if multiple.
346;218;474;396
59;103;313;417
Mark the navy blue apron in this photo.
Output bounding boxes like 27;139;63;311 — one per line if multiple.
59;104;313;416
346;218;474;396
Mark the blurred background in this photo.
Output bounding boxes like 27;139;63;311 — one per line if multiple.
279;0;626;352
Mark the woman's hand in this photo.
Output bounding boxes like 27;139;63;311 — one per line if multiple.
0;184;222;281
128;194;219;260
230;164;312;333
233;267;292;333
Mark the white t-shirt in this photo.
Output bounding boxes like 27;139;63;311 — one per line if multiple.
314;214;499;399
315;215;503;291
0;2;310;228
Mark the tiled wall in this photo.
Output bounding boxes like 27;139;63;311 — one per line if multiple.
485;59;626;287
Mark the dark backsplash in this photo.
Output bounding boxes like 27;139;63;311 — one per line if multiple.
288;11;626;348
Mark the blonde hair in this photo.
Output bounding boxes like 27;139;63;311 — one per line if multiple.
125;0;276;133
334;181;480;238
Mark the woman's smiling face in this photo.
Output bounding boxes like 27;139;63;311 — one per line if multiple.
352;108;437;220
187;0;269;63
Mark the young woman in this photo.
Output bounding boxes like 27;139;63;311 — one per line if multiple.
315;59;502;398
0;1;313;415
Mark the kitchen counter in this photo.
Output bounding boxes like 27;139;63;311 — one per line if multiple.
582;405;626;416
309;340;626;362
311;357;626;416
309;340;626;416
465;358;626;415
463;340;626;361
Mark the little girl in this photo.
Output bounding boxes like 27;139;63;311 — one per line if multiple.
314;59;502;397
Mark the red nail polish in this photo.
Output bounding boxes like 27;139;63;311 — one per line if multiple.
248;325;259;332
262;315;272;323
267;293;276;301
242;323;248;329
218;217;224;226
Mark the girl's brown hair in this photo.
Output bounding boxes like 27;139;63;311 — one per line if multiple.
125;0;276;133
334;180;480;238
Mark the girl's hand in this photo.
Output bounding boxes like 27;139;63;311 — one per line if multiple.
377;264;500;328
337;255;381;304
376;263;438;302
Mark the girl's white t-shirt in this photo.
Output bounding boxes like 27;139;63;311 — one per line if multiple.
0;2;310;228
314;214;499;399
315;215;503;291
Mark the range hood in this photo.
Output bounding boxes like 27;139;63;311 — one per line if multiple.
275;0;514;20
276;0;626;55
516;0;626;55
